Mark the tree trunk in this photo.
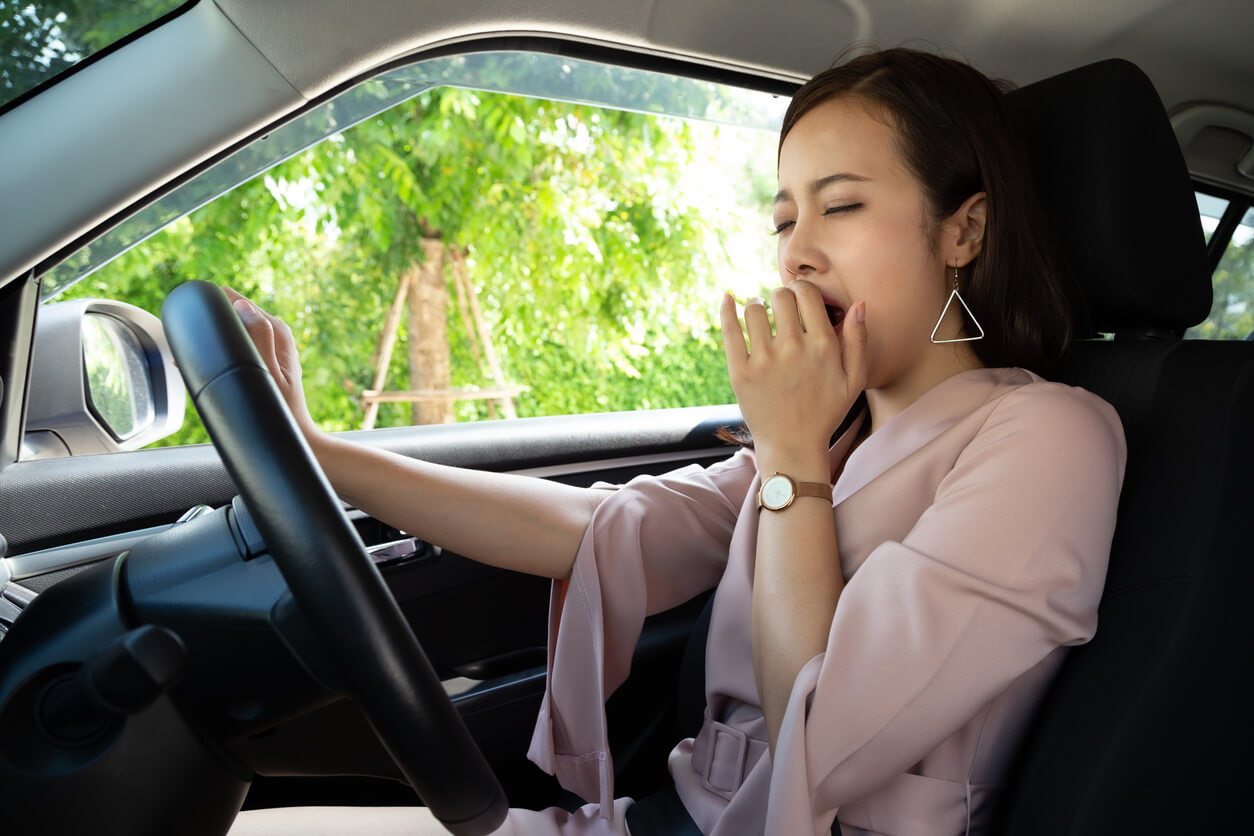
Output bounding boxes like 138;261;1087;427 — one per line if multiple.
406;239;453;424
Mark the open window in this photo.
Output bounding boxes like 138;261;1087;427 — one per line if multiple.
1187;189;1254;340
36;50;788;450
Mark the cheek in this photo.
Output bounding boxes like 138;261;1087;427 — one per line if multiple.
776;236;790;278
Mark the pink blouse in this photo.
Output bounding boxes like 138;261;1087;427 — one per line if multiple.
508;367;1125;835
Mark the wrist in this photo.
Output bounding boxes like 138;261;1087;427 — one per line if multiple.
303;425;335;457
753;443;831;484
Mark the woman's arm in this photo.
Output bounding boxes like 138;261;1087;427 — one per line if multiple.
225;288;606;580
750;446;845;755
311;435;605;579
720;284;868;754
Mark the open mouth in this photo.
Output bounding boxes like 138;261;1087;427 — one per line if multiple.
826;304;845;329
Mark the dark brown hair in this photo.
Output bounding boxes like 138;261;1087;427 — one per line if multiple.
782;46;1075;375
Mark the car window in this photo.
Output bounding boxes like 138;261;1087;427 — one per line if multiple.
1;0;190;111
44;52;785;448
1195;191;1229;245
1187;193;1254;340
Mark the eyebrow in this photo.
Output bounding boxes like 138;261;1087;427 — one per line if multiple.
774;172;870;204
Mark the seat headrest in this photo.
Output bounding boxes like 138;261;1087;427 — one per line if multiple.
1007;59;1211;336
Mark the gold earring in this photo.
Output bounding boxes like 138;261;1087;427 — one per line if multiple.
930;261;985;344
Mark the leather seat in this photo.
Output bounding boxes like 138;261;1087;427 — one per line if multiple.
997;59;1254;833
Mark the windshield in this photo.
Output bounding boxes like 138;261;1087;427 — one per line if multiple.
1;0;189;111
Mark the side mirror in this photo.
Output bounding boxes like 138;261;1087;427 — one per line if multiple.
22;299;184;458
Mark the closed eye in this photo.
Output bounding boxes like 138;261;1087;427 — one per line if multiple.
770;203;863;236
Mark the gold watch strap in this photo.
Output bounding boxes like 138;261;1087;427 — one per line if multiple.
794;481;834;501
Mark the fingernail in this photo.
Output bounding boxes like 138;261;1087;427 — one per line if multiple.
856;302;866;323
747;296;765;307
232;299;257;316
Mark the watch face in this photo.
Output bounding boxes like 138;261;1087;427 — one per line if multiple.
761;474;795;510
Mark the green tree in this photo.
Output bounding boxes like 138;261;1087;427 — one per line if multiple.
63;84;757;444
1187;235;1254;340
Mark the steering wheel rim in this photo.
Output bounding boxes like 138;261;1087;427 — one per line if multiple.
161;280;507;835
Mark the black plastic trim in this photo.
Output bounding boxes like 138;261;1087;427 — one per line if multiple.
0;404;741;554
1206;200;1249;275
0;273;40;473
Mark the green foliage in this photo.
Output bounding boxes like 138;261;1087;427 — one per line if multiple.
1186;236;1254;340
61;83;774;446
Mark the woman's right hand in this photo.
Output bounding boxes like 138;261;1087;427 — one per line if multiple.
222;287;322;443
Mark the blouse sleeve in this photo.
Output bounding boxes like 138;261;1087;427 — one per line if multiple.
528;449;756;808
766;385;1127;833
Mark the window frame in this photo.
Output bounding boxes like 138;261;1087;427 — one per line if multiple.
1194;182;1253;274
28;37;799;291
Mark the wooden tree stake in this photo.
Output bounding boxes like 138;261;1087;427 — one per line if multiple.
363;271;410;430
450;249;517;419
450;251;495;418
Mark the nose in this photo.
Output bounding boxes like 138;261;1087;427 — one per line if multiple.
779;216;828;279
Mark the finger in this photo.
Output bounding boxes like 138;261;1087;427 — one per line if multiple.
841;300;870;390
769;286;802;337
225;286;283;332
741;295;773;351
225;289;301;387
788;280;833;341
271;318;302;385
230;297;283;381
719;292;748;370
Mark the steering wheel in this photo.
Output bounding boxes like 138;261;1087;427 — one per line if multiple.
161;281;507;835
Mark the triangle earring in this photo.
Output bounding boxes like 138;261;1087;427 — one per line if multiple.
930;261;985;344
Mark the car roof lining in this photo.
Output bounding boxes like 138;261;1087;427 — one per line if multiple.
2;0;1253;289
0;1;302;288
212;0;1254;111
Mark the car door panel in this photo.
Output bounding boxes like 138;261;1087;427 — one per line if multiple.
0;404;742;809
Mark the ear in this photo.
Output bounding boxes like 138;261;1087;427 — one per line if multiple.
941;191;987;267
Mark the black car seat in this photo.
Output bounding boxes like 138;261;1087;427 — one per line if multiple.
995;59;1254;833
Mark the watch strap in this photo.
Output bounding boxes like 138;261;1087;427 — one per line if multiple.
794;481;834;502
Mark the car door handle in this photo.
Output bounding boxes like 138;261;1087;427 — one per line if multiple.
450;647;547;681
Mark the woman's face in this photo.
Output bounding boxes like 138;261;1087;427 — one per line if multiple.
773;96;958;396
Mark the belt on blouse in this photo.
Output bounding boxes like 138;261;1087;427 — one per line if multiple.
690;712;770;800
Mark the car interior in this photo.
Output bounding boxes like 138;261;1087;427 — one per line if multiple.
1;1;1252;834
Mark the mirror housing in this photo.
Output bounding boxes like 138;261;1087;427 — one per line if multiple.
22;299;184;458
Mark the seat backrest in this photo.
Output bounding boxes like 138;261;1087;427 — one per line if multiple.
998;60;1254;833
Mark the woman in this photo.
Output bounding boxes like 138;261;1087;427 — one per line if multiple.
228;47;1125;836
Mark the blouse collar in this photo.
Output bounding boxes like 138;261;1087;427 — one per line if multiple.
830;367;1034;506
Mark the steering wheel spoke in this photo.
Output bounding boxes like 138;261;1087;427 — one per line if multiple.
161;281;507;835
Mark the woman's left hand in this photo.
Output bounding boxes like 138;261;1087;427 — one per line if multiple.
720;280;868;469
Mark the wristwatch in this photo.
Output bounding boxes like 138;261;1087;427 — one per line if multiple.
757;473;833;511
